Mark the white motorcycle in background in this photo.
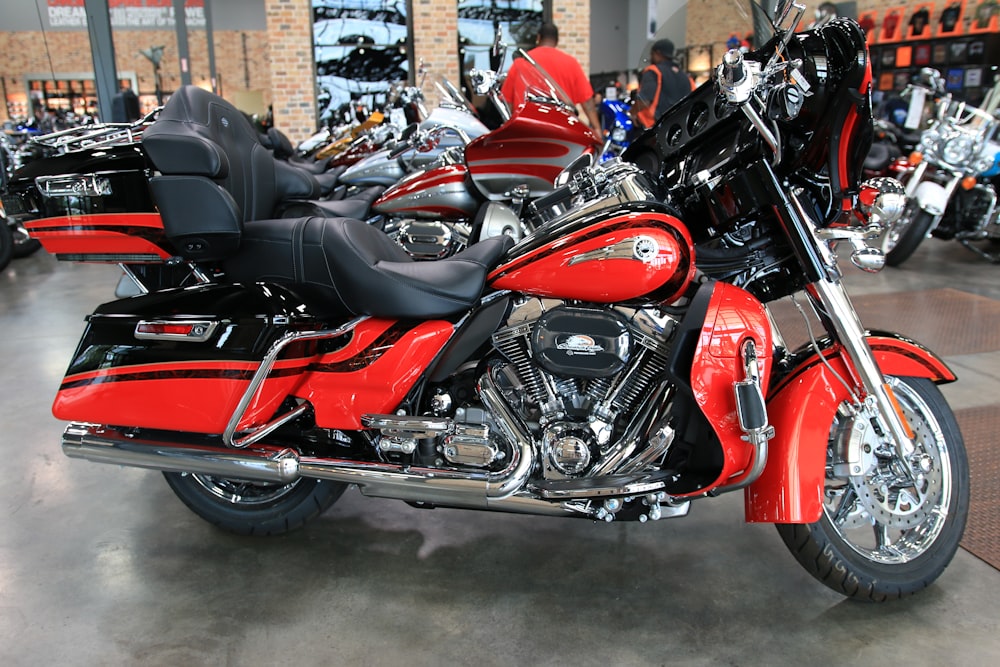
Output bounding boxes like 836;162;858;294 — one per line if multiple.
881;77;1000;265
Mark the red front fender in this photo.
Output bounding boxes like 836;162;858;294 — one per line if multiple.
744;332;955;524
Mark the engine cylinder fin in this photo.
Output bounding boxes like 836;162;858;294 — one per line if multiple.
493;322;547;404
613;348;671;413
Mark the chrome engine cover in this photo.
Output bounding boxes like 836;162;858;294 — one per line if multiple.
492;298;679;480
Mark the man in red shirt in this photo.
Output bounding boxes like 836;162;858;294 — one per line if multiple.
500;22;601;132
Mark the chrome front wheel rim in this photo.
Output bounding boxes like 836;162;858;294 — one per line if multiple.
823;377;952;565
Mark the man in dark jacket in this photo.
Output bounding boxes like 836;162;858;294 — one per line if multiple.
633;38;693;129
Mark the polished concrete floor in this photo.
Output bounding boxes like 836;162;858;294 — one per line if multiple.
2;239;1000;666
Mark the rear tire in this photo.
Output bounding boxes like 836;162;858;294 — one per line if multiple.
10;221;42;258
163;472;347;536
776;376;969;601
0;221;13;271
882;202;935;267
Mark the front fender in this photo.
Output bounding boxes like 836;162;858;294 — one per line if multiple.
743;331;955;524
912;179;951;216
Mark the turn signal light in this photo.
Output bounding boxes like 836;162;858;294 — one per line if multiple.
961;176;978;190
908;151;924;165
137;322;197;336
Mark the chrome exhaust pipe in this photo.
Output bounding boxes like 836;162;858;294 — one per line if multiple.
62;423;300;483
61;370;538;511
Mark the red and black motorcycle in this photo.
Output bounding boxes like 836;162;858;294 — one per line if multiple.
51;1;967;601
3;97;383;294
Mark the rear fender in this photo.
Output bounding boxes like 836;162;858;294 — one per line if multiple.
744;332;955;523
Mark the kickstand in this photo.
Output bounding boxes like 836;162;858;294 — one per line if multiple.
958;238;1000;263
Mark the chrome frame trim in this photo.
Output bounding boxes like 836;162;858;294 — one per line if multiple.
223;316;368;448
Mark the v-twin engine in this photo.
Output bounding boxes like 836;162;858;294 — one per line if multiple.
489;298;679;483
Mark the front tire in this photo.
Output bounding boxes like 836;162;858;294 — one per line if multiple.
776;376;969;601
163;472;347;535
882;202;936;267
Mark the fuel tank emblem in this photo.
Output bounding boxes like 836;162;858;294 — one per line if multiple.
633;236;659;261
566;235;660;266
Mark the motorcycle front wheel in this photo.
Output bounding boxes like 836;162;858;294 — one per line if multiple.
163;472;347;536
776;376;969;601
881;201;936;267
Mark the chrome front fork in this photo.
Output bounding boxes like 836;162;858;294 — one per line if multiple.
809;278;915;458
787;189;917;462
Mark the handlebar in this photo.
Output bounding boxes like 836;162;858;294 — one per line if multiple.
386;123;473;160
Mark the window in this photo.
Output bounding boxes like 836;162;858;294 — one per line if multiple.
312;1;410;124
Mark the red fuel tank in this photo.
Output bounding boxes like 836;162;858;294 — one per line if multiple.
489;208;695;304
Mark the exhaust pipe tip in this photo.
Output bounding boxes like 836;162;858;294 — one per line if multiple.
62;422;301;484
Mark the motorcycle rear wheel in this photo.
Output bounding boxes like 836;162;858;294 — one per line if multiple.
11;222;42;258
776;376;969;601
882;202;935;267
0;221;13;271
163;472;347;536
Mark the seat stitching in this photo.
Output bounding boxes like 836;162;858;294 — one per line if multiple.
341;230;474;305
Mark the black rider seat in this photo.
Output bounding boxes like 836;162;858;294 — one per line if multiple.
225;217;514;319
277;184;384;220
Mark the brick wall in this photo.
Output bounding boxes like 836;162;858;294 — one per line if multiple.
410;0;460;106
265;0;315;142
0;27;269;121
552;0;591;74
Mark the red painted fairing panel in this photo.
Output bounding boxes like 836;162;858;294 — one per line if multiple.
24;212;172;261
372;163;477;218
489;211;694;303
745;334;955;524
465;101;600;198
295;319;453;429
675;282;773;497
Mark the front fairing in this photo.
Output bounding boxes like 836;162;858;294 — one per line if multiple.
466;100;600;199
627;11;873;231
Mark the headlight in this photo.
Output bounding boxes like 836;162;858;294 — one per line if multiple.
611;127;627;142
942;134;975;165
918;131;940;160
974;157;994;174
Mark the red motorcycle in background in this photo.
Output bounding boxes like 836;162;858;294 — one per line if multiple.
369;48;602;257
48;0;967;602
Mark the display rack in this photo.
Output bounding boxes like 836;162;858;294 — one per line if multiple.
867;0;1000;105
